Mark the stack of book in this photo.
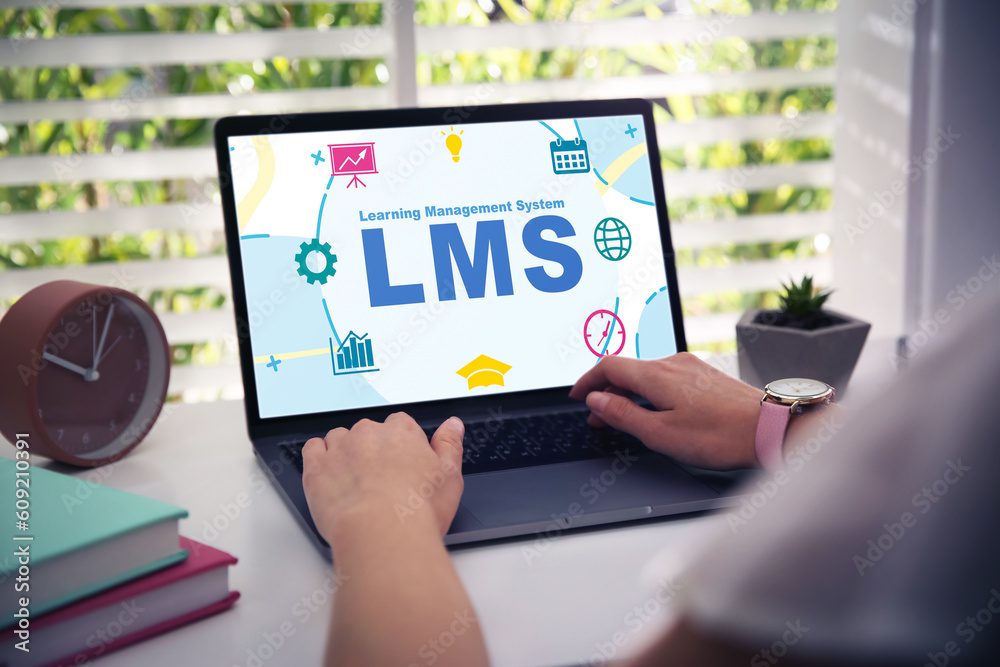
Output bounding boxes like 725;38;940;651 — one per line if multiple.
1;459;239;666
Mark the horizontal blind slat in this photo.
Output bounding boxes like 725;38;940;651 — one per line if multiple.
169;362;241;395
1;11;835;70
4;69;835;126
677;257;831;297
418;67;835;106
2;0;376;7
656;112;835;148
0;86;391;125
1;26;391;68
671;211;832;249
160;308;236;345
684;312;742;345
665;160;833;198
417;11;835;52
0;256;230;300
0;203;221;243
0;147;214;187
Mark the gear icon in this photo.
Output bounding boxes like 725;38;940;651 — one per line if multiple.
294;239;337;285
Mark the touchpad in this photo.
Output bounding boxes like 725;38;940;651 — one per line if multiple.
459;451;719;529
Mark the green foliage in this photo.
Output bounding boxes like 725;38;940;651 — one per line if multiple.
0;0;840;366
778;274;831;316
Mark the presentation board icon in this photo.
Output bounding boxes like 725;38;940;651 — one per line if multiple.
329;142;377;188
550;137;590;174
456;354;512;390
332;331;379;375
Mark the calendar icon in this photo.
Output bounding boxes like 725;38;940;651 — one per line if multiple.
549;137;590;174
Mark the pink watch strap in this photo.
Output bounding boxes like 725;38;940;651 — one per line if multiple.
755;401;792;471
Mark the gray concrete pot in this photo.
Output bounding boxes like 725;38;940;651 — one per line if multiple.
736;308;871;392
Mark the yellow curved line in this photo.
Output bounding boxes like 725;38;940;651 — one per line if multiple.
237;136;275;231
254;347;328;364
596;142;648;195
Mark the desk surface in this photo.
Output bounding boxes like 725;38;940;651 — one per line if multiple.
11;342;896;666
19;400;712;667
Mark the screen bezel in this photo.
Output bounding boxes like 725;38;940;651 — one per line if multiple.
214;98;687;441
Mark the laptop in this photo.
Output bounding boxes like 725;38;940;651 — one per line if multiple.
213;99;741;556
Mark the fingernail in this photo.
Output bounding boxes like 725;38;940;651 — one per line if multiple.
586;391;610;412
445;416;465;437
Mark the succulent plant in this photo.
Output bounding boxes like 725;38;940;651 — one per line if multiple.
778;275;832;318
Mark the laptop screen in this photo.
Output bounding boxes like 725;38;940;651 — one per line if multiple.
227;113;678;419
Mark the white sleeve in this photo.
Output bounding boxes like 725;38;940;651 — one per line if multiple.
669;294;1000;665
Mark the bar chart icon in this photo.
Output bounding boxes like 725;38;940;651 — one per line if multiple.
332;331;379;375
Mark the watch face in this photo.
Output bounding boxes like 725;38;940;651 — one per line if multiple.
35;294;169;462
766;377;831;401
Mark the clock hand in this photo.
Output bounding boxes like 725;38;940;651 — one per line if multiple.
91;305;97;365
93;303;115;368
598;321;611;342
42;351;93;380
96;335;122;366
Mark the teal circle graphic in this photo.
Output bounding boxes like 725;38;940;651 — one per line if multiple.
594;217;631;261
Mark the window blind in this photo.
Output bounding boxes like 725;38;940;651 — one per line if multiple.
0;0;836;400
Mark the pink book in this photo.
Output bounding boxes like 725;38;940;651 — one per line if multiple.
2;537;239;667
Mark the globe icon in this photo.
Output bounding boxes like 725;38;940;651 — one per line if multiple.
594;217;631;261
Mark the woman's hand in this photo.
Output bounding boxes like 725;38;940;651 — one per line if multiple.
301;412;465;547
302;414;489;667
569;352;764;469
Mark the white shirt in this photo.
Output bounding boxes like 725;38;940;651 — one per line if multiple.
666;291;1000;665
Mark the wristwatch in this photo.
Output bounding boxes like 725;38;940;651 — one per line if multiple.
754;378;835;471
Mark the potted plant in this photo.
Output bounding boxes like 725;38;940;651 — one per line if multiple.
736;276;870;392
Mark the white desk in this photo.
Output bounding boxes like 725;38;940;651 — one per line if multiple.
11;341;897;666
17;400;712;667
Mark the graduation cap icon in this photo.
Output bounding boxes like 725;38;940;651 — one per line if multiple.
456;354;512;390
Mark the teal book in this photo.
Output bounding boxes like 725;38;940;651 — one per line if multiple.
1;458;188;627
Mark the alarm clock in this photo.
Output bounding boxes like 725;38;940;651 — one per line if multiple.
0;281;170;467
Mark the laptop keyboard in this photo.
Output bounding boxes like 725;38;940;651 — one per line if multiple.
276;410;644;475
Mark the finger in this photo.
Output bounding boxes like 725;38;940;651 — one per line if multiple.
350;418;376;432
585;391;661;444
430;416;464;473
385;411;421;433
301;437;327;471
323;427;349;446
586;386;629;428
570;356;654;401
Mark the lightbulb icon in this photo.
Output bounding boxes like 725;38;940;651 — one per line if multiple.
441;126;464;163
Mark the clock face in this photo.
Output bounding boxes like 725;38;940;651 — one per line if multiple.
35;294;169;463
767;377;830;400
584;309;626;357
